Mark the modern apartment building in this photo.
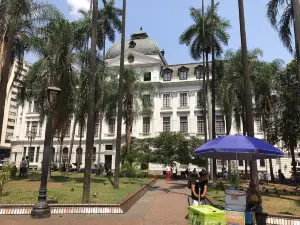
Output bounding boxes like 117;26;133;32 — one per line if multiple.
0;61;30;160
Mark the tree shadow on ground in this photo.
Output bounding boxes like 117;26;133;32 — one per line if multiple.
168;183;187;190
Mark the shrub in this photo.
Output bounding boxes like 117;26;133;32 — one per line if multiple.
0;163;12;198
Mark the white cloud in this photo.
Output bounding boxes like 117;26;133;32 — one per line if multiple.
66;0;90;17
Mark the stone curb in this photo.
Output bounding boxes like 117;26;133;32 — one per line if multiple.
0;178;156;215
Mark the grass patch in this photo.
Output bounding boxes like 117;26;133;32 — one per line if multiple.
0;172;150;204
207;187;300;216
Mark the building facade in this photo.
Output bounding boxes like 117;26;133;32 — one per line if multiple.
9;29;299;178
0;61;30;160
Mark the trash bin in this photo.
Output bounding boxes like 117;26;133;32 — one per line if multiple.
188;205;226;225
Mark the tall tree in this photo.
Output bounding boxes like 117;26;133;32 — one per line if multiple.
210;0;217;181
82;0;98;203
105;68;155;163
99;0;122;58
267;0;300;81
114;0;126;189
238;0;258;188
253;59;283;181
0;0;60;143
179;2;230;178
19;18;77;136
277;60;300;182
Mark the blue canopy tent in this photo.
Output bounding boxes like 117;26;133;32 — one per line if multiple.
194;135;284;160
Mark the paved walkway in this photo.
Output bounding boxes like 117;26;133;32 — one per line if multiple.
1;179;190;225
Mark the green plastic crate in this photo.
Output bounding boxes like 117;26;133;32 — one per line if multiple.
188;205;226;225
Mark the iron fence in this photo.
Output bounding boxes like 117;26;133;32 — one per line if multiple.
252;212;300;225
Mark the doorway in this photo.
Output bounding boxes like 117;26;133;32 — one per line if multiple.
105;155;112;169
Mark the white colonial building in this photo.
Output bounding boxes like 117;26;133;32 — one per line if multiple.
9;29;300;178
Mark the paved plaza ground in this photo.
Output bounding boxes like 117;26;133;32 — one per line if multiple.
1;180;190;225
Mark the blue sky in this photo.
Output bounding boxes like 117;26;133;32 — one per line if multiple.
26;0;293;65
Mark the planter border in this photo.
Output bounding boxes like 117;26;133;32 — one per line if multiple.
0;178;156;215
206;194;300;223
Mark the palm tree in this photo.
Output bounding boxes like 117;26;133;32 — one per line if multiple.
238;0;258;187
99;0;122;58
253;59;283;182
216;60;236;172
266;0;300;81
19;17;77;129
18;17;78;181
114;0;126;189
222;48;263;176
0;0;60;143
277;60;300;182
82;0;98;203
106;68;155;166
179;2;230;180
97;0;121;168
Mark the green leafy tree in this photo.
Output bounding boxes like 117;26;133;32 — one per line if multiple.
0;163;12;198
252;59;283;181
105;68;155;162
0;0;60;143
180;2;230;180
277;60;300;179
150;132;205;167
220;48;263;175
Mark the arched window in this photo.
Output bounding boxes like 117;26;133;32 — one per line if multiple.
76;148;83;164
92;147;96;163
62;147;68;163
51;147;55;163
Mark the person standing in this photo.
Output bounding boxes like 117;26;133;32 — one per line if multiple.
191;171;208;206
25;156;29;177
166;164;171;180
172;164;177;181
19;158;26;177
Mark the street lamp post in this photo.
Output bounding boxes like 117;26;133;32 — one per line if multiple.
31;86;61;219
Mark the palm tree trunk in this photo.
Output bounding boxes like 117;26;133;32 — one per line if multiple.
211;0;217;182
226;127;231;176
238;0;258;188
202;0;208;171
77;122;83;172
290;144;297;182
269;159;274;182
202;0;207;144
82;0;98;203
292;0;300;81
67;118;77;173
97;38;105;169
48;137;53;181
206;52;213;180
59;138;64;173
103;37;106;61
0;26;13;143
241;106;248;177
114;0;127;189
97;113;103;166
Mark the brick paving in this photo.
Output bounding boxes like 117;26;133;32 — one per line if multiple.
1;179;190;225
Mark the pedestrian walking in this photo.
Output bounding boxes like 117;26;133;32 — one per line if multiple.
166;164;171;180
172;164;177;181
